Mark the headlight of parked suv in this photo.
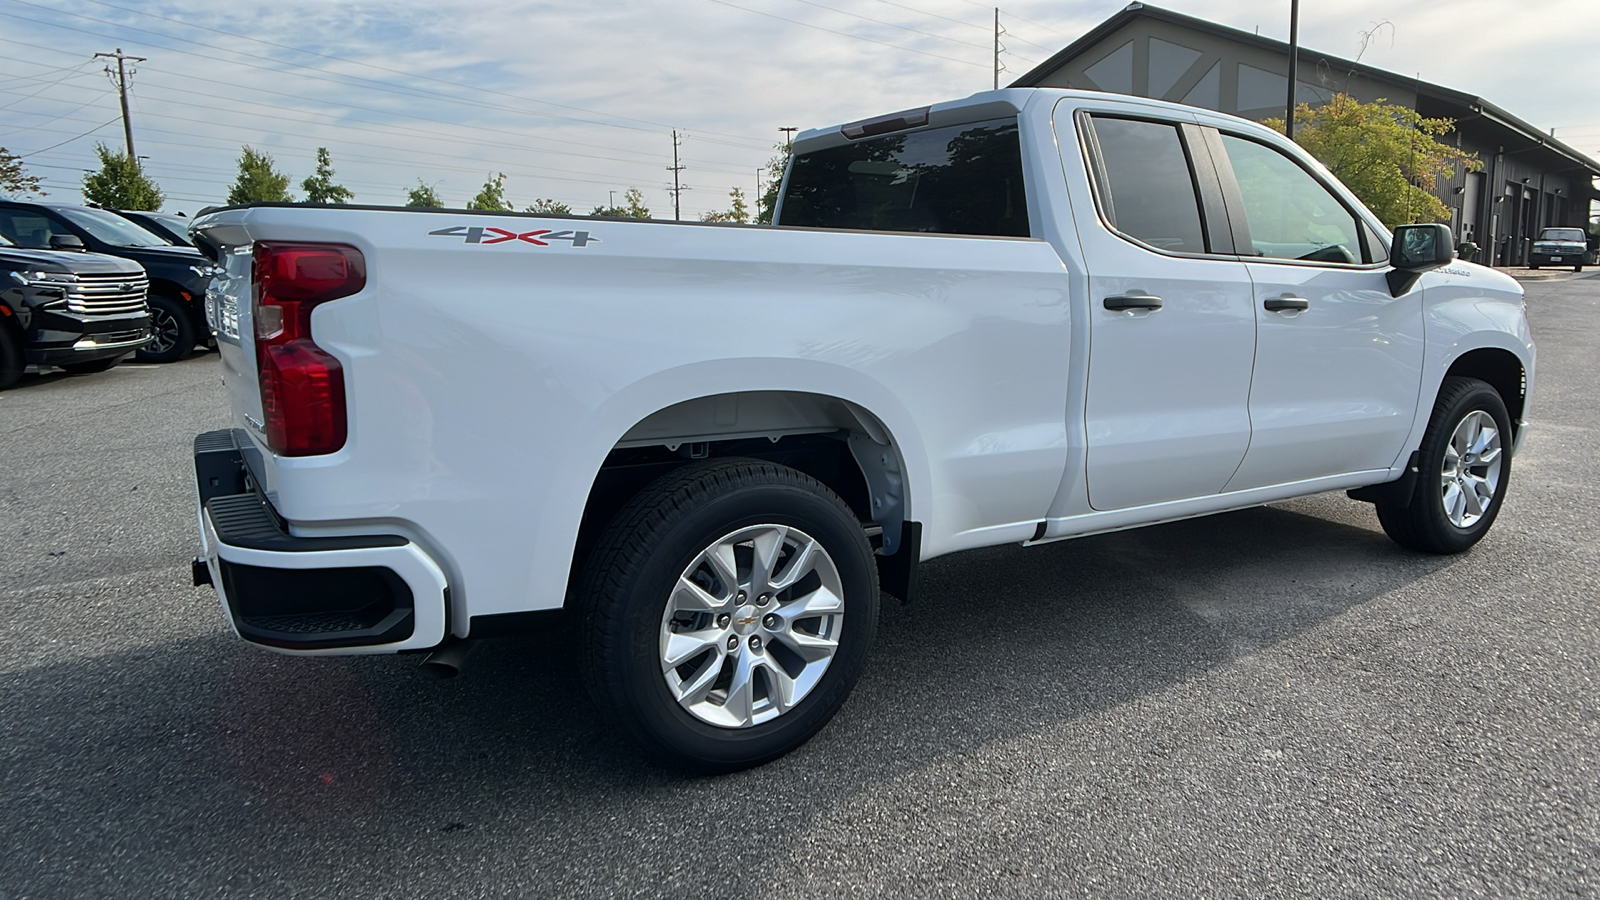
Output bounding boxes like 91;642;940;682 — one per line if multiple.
9;269;80;287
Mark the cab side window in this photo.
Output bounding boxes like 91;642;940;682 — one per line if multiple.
1218;134;1366;264
0;211;58;249
1087;116;1208;254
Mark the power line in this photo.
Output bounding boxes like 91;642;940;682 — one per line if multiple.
6;69;768;185
0;58;98;111
15;116;120;156
6;0;776;150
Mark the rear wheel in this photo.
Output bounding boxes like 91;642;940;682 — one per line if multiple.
579;459;879;771
1576;265;1584;273
0;320;22;389
135;294;195;363
58;356;121;375
1376;377;1511;553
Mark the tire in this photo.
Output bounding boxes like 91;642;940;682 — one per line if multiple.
1376;376;1512;554
579;458;879;772
1528;264;1540;270
1575;265;1584;273
0;320;22;390
135;294;195;363
58;356;121;375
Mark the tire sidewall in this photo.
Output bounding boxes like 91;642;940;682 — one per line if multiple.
604;478;878;769
135;294;195;364
1415;380;1513;552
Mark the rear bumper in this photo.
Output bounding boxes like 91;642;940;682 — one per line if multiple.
193;428;448;654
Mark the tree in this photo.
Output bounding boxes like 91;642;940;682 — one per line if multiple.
80;143;164;210
700;186;750;223
1;146;44;198
525;198;572;214
590;187;650;218
756;144;792;224
1263;94;1479;228
404;180;443;208
468;172;510;211
300;147;353;204
227;146;293;204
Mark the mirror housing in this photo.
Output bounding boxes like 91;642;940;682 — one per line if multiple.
1387;223;1455;297
48;233;86;252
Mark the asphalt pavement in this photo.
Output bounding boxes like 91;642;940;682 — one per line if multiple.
1;277;1597;899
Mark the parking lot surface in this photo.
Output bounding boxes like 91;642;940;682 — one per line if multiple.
2;277;1597;899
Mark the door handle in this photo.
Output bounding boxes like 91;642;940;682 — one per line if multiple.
1104;294;1163;311
1263;296;1310;312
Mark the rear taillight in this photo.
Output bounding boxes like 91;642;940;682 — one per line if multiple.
252;242;365;456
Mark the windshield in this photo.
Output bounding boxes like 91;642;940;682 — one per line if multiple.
1539;228;1586;242
55;206;172;247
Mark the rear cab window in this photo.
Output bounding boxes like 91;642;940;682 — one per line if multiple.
779;118;1030;237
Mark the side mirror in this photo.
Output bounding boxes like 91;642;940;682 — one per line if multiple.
1387;223;1455;296
48;233;85;251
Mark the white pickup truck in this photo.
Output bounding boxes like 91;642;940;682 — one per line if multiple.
188;88;1534;770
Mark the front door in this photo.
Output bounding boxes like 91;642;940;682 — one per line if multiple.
1209;132;1425;491
1066;111;1257;511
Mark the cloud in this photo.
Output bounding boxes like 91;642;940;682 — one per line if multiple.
1;0;1592;214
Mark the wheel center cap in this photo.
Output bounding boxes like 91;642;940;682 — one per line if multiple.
732;604;760;635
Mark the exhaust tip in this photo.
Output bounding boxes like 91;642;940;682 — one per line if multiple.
419;639;478;679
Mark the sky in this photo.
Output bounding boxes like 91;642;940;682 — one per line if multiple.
1;0;1597;218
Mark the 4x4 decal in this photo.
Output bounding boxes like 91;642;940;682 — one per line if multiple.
428;225;598;247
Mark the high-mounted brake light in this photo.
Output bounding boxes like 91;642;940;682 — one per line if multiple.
252;242;365;456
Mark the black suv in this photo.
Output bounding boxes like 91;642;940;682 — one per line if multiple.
0;232;151;389
0;200;212;363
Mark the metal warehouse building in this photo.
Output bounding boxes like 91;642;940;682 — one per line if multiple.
1011;2;1600;267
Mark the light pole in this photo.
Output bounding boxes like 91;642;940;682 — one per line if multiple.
1285;0;1300;141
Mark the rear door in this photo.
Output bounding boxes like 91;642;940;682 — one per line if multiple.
1207;131;1424;491
1061;108;1257;511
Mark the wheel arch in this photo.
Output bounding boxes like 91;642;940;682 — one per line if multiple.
1444;346;1527;441
566;381;928;609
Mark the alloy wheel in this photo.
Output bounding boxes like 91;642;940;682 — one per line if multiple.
1439;410;1503;528
659;524;844;728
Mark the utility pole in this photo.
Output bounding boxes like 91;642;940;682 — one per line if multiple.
94;48;146;159
1284;0;1299;141
994;8;1004;91
667;130;686;221
779;127;797;150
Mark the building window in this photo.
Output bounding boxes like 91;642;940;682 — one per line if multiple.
1085;40;1134;94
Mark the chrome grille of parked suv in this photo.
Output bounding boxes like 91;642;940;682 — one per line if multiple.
66;272;149;316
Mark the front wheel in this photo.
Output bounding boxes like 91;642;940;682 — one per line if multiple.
579;459;879;771
1376;376;1512;553
135;294;195;363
